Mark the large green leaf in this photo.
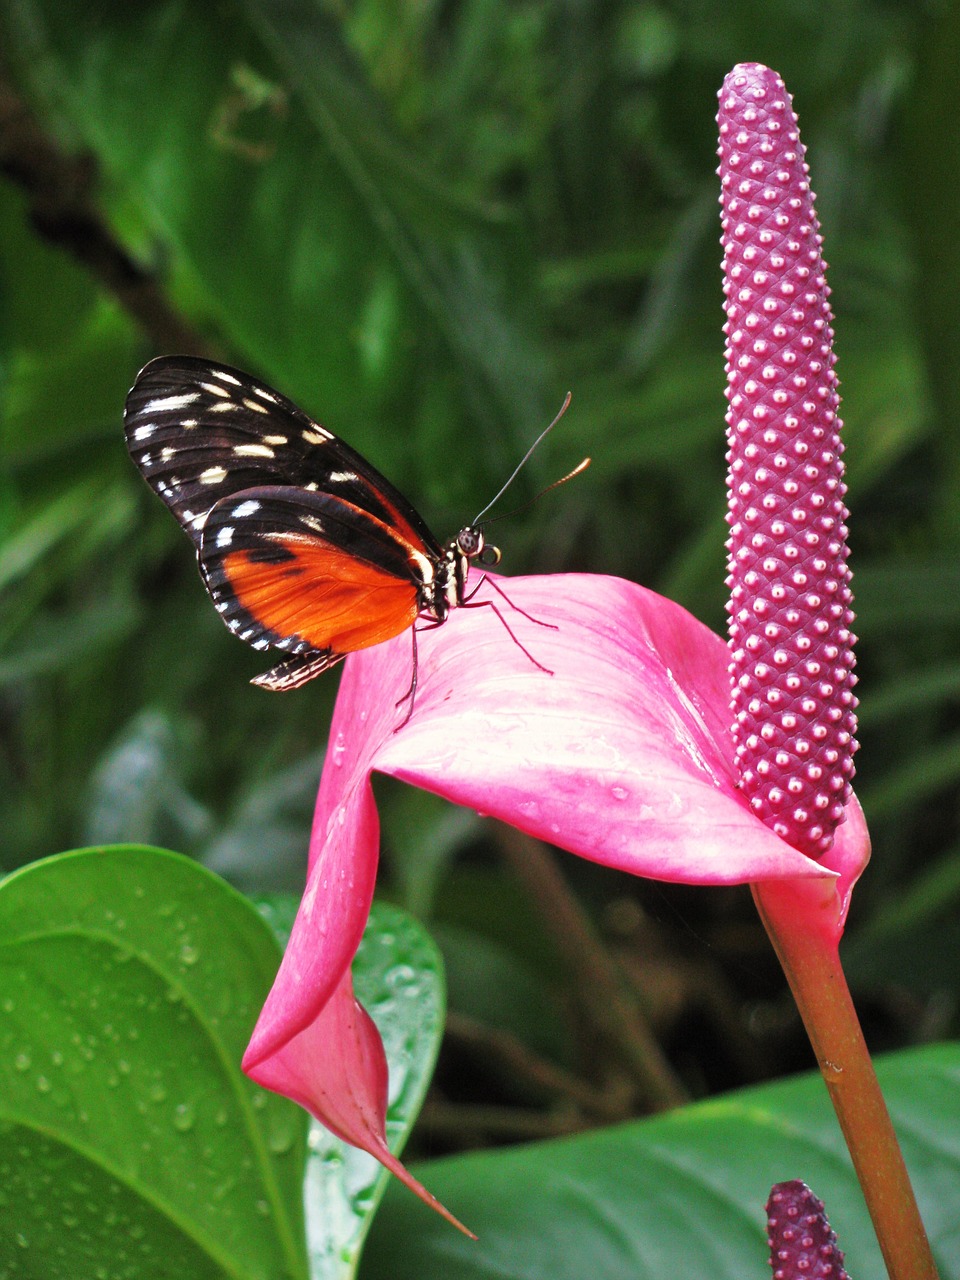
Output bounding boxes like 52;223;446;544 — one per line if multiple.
0;846;308;1279
361;1043;960;1279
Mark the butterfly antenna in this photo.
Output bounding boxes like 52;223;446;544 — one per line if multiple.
480;456;591;528
472;392;574;525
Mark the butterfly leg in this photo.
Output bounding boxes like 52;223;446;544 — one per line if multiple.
465;574;558;630
394;619;444;729
460;597;554;676
393;629;420;729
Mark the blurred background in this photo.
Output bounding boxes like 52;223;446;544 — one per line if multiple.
2;0;959;1150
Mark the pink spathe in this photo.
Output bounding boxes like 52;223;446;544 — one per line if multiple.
242;572;869;1212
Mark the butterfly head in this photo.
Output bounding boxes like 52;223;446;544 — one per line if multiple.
454;524;501;567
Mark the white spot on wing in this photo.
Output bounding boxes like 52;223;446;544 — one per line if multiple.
160;447;176;462
213;370;241;386
263;434;288;445
200;381;230;397
302;428;331;444
216;525;234;548
133;424;156;441
299;514;325;533
234;443;275;458
328;470;357;484
145;393;200;413
254;387;279;404
200;466;228;485
234;500;261;518
242;398;269;414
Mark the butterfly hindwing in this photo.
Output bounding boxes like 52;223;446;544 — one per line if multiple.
123;355;441;556
199;484;424;660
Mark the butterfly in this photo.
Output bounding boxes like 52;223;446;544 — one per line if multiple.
124;356;575;709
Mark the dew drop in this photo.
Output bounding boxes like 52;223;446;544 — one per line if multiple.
267;1118;295;1155
386;964;416;990
172;1101;196;1132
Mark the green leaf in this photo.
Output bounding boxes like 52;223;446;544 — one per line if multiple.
0;846;308;1280
361;1043;960;1279
297;900;446;1280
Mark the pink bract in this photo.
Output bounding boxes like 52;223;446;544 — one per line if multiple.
242;572;869;1205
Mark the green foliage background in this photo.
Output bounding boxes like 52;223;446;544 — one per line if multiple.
2;0;960;1121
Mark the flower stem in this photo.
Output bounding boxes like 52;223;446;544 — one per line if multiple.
752;878;940;1280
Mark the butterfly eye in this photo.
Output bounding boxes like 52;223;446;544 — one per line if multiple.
456;526;484;558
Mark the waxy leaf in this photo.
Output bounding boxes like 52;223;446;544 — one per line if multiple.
0;847;308;1280
362;1043;960;1279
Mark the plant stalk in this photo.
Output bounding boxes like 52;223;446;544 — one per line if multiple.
752;878;940;1280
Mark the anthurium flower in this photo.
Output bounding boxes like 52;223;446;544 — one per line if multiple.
766;1181;849;1280
242;571;869;1216
240;59;938;1277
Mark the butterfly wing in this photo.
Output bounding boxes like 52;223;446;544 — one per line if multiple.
123;355;442;557
124;357;447;688
198;484;424;676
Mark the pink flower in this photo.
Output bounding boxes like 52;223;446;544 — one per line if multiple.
242;60;871;1228
242;571;869;1217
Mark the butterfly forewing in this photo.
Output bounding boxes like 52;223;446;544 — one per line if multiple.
123;355;441;555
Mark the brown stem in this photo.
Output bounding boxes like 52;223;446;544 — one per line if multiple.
496;826;688;1111
0;64;210;357
752;878;940;1280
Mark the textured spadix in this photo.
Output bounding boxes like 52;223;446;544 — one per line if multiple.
718;63;858;858
766;1181;849;1280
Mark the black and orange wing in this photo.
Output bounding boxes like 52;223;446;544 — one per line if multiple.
198;485;425;688
123;356;444;688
